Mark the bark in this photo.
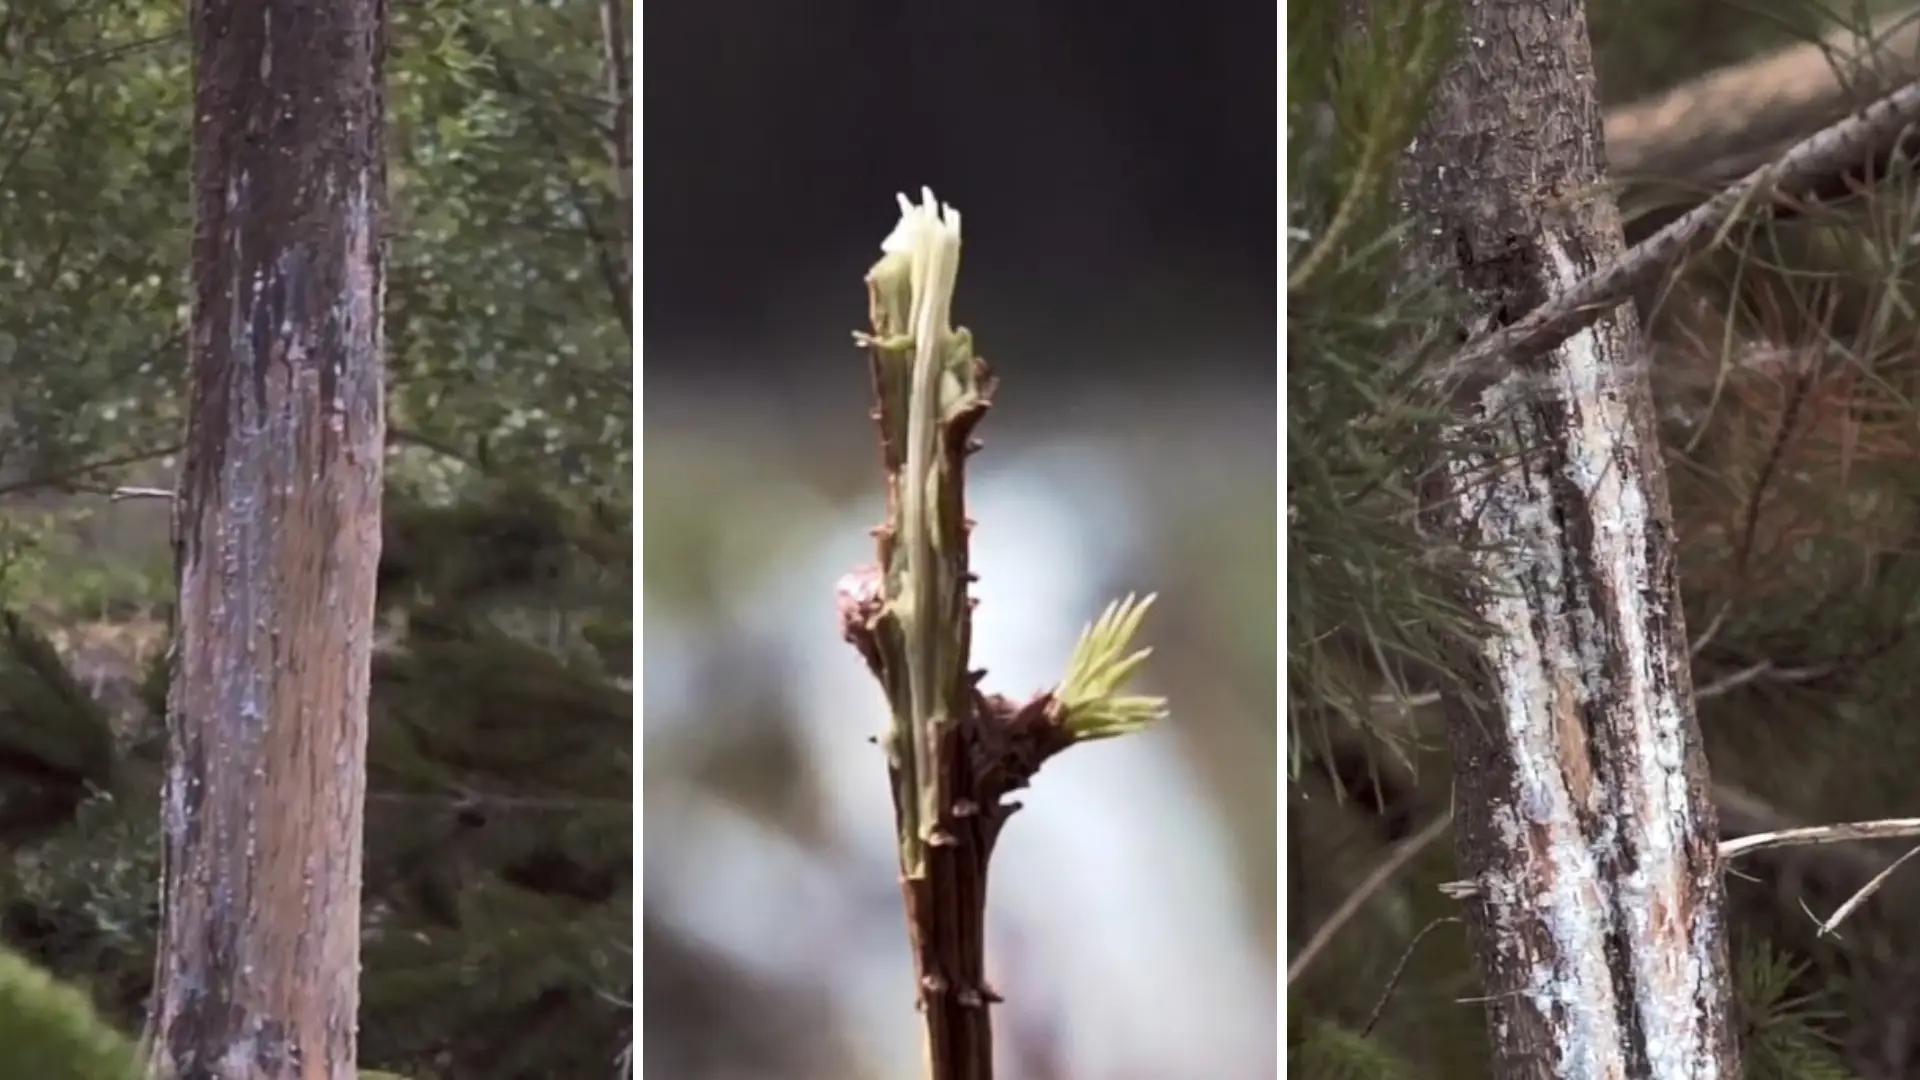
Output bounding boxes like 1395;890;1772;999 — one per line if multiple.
1396;0;1739;1077
599;0;632;322
599;0;632;209
145;1;387;1078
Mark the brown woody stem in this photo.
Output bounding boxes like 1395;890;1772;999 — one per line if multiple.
835;202;1078;1080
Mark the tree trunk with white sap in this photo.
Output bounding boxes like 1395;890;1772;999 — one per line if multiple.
1397;0;1739;1076
145;2;387;1078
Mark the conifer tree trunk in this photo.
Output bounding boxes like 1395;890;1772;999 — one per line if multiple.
1397;0;1740;1075
145;1;386;1077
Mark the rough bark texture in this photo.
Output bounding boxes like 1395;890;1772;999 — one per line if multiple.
1399;1;1739;1077
146;1;387;1078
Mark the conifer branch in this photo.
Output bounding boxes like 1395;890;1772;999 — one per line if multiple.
1430;75;1920;395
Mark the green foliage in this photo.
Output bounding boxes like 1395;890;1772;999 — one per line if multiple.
0;940;423;1079
0;0;630;502
384;0;630;489
0;614;117;842
1288;1010;1412;1080
1736;940;1857;1080
0;944;140;1080
0;0;190;484
0;1;633;1070
0;486;632;1078
1289;5;1920;1071
1055;594;1169;740
1286;0;1483;773
0;785;158;1022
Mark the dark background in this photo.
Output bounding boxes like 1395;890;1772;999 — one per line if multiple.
642;0;1277;384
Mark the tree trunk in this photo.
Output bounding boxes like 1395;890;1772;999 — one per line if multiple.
1398;1;1740;1077
145;1;386;1078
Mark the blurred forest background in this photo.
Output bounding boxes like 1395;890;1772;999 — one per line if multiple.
643;2;1277;1079
1290;0;1920;1078
0;1;632;1078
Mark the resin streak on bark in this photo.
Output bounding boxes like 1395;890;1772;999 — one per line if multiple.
147;1;387;1078
1396;0;1739;1076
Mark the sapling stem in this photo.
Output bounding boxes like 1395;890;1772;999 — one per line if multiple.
838;188;1171;1080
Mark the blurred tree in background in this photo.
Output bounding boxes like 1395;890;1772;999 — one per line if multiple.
1290;0;1920;1077
0;1;632;1077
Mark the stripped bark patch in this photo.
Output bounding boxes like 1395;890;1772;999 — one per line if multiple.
1390;0;1739;1075
146;2;387;1079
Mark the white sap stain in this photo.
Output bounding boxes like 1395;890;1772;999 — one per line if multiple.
1436;235;1721;1080
1540;236;1713;1079
259;8;273;82
1448;414;1626;1079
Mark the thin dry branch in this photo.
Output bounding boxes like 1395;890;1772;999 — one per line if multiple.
1362;916;1461;1036
1375;653;1842;704
1690;659;1834;700
1432;75;1920;394
1440;816;1920;898
1719;817;1920;858
1815;844;1920;937
0;443;182;499
1287;811;1454;985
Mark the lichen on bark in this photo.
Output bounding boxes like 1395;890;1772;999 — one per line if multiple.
147;2;387;1078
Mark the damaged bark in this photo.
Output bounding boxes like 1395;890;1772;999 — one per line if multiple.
145;1;387;1078
1397;0;1739;1077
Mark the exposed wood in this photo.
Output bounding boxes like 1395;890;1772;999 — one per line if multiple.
145;0;387;1077
1394;0;1739;1075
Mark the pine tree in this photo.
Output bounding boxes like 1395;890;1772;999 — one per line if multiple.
1390;0;1737;1071
1292;0;1920;1076
145;0;388;1076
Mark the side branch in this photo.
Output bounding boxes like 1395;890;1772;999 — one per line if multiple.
1441;816;1920;898
1433;76;1920;394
